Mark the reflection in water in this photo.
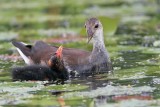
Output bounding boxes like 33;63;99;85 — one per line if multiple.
59;74;155;107
94;92;152;107
112;92;152;101
70;74;112;90
54;92;152;107
94;96;108;107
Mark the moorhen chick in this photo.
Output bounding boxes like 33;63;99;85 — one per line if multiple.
12;18;112;75
12;46;69;81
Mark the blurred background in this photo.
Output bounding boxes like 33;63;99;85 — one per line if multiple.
0;0;160;106
0;0;159;47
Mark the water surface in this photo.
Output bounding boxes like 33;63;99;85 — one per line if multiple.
0;0;160;106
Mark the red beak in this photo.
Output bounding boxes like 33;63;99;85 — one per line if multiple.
55;45;63;59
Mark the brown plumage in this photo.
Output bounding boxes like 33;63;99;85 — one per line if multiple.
12;18;112;75
11;46;69;82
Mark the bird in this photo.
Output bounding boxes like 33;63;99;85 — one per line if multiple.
12;18;112;75
11;46;69;82
77;17;113;74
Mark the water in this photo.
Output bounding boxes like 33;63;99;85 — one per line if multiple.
0;0;160;106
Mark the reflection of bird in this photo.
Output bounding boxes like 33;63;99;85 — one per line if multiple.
12;46;69;81
12;18;112;75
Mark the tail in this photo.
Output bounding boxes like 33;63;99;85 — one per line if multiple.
12;41;32;64
11;65;58;81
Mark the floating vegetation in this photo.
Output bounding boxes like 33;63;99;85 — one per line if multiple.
0;0;160;106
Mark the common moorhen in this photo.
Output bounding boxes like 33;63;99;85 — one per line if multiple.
12;18;112;75
12;46;69;81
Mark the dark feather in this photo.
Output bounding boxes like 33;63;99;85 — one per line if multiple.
11;65;68;81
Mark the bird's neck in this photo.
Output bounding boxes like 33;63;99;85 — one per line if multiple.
92;28;105;52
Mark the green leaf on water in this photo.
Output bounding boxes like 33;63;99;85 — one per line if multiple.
44;84;89;91
99;16;119;35
79;27;86;37
0;81;39;87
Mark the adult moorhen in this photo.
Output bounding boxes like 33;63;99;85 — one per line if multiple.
12;46;69;81
12;18;112;75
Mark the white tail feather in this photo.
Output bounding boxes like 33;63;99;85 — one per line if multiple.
16;48;31;65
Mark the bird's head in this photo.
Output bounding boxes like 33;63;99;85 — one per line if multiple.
85;18;103;43
48;46;63;69
48;46;69;81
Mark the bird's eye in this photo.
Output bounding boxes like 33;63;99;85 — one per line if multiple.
94;24;99;28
